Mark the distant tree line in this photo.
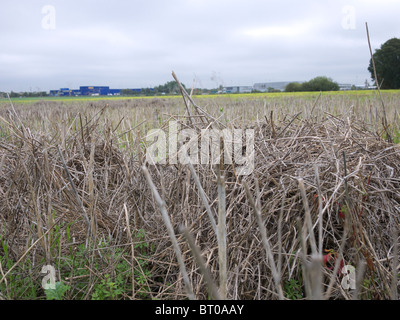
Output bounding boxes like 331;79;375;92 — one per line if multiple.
120;89;156;96
154;81;185;94
0;91;49;98
121;81;188;96
285;76;339;92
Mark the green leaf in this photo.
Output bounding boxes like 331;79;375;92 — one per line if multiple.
45;281;70;300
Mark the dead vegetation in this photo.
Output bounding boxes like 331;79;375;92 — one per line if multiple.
0;85;399;300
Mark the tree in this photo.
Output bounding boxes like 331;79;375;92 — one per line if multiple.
301;76;339;92
154;81;185;95
368;38;400;89
285;82;303;92
6;91;49;97
121;89;135;96
285;77;339;92
267;87;281;93
141;88;155;96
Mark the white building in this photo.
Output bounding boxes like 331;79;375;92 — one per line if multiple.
338;84;353;90
223;86;253;93
253;82;293;92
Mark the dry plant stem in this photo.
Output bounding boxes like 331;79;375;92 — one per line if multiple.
24;168;46;254
314;165;324;255
243;181;284;300
277;194;285;279
308;255;323;300
186;158;218;235
6;92;28;137
217;173;227;299
391;227;398;300
365;22;390;141
0;216;64;285
324;221;349;299
171;71;194;126
116;119;146;140
124;203;135;300
181;227;222;300
180;142;224;297
57;145;93;239
352;259;367;300
172;71;225;128
296;218;312;299
141;165;195;300
343;152;352;212
88;139;97;239
295;217;323;300
298;178;318;255
276;112;301;138
324;153;355;299
310;92;322;116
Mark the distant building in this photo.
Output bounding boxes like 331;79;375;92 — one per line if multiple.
253;82;293;92
108;89;121;96
338;84;353;90
338;83;378;91
223;86;238;93
49;86;150;96
354;84;377;90
79;86;109;96
223;86;253;93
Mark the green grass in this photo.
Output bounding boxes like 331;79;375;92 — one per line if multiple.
284;278;304;300
0;237;39;299
0;228;153;300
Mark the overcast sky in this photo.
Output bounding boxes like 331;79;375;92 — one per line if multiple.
1;0;399;92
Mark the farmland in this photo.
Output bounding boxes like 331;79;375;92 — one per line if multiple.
0;89;399;300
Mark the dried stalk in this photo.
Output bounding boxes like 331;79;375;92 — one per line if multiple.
123;203;135;300
243;181;284;300
391;227;398;300
298;178;318;255
181;227;222;300
352;259;367;300
365;22;391;142
141;165;195;300
57;145;93;239
217;172;227;299
0;216;64;285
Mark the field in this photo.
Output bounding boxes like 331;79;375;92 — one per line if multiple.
0;88;399;300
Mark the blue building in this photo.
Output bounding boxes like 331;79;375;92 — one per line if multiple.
109;89;121;96
49;86;149;96
50;88;80;96
79;86;109;96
